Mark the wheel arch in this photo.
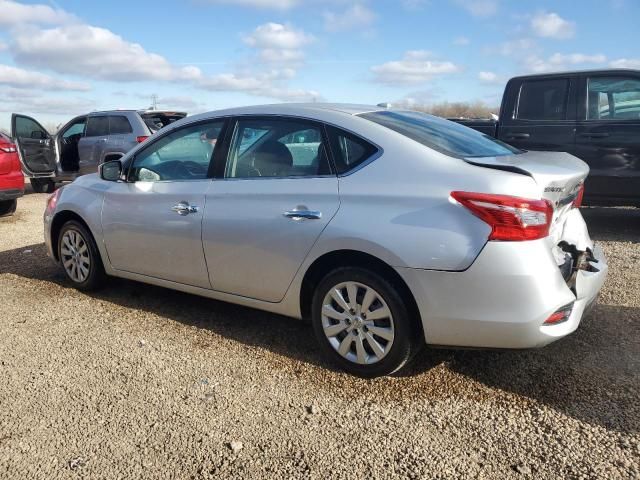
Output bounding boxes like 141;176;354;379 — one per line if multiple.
50;210;96;262
299;249;422;332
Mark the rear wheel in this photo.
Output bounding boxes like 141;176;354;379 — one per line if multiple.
57;220;106;291
311;267;420;377
0;199;17;217
30;178;55;194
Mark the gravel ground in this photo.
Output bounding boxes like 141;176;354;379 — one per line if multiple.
0;190;638;479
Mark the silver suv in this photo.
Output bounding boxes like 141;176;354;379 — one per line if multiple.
11;110;186;193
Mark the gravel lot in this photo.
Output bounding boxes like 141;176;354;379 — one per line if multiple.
0;189;638;479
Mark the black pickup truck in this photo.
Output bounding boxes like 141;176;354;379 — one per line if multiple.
452;69;640;207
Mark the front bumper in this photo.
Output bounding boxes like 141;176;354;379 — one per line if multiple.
397;237;608;349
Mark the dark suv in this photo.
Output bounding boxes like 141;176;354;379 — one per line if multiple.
12;110;186;193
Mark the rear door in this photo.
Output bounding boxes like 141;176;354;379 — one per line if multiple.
11;114;58;174
78;114;108;175
105;114;135;157
575;73;640;204
202;116;340;302
498;76;577;153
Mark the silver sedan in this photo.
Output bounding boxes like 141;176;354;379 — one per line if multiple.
43;104;608;377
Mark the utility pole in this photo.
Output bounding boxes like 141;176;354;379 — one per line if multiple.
151;94;158;110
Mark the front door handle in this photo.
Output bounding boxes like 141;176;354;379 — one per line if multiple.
171;201;199;216
505;133;530;140
283;209;322;220
578;132;610;138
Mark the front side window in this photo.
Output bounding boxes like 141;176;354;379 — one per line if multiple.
225;118;331;178
516;79;569;121
587;76;640;120
63;121;85;139
15;116;47;139
129;121;224;182
108;115;133;134
85;116;109;137
360;110;520;158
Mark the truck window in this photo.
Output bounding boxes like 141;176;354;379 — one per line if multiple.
360;110;521;159
85;116;109;137
515;79;569;121
587;76;640;120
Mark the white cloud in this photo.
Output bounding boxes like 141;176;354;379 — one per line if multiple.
452;0;498;17
371;50;460;85
531;12;575;39
548;53;606;65
493;38;537;56
243;22;313;65
610;58;640;69
0;92;95;115
0;0;75;26
0;63;90;91
201;0;298;8
478;71;501;84
323;4;376;32
453;36;470;46
11;25;202;82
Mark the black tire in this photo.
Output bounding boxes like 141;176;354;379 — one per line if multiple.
31;178;55;194
311;267;421;378
57;220;106;291
0;199;17;217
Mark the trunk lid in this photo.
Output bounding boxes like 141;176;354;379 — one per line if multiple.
465;150;589;241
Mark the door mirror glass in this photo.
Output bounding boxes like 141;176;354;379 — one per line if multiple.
100;160;122;182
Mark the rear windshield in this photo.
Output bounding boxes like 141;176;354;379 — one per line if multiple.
359;110;521;158
141;112;187;132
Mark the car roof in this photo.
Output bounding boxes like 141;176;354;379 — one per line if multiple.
87;109;187;116
509;68;640;80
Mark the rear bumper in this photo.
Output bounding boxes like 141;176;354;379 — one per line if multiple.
397;237;608;349
0;188;24;201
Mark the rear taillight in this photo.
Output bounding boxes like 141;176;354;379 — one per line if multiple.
136;136;149;143
451;191;553;241
0;145;17;153
543;303;574;325
46;188;61;213
573;184;585;208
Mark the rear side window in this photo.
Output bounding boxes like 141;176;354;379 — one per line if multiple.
516;79;569;120
108;115;133;134
360;110;520;159
587;76;640;120
85;116;109;137
326;126;378;174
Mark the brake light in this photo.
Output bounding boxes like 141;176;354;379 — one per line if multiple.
451;191;553;241
46;188;61;213
0;145;17;153
573;184;585;208
136;136;149;143
543;303;573;325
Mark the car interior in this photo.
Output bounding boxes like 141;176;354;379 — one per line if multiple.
58;117;87;172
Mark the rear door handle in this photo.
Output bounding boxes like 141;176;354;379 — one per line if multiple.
505;133;530;140
283;209;322;220
171;201;199;216
578;132;610;138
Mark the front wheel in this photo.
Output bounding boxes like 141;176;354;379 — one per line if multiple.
30;178;55;193
311;267;420;378
57;220;106;291
0;199;17;217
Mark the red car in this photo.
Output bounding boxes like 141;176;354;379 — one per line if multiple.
0;131;24;217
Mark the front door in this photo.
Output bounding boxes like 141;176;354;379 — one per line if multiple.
575;74;640;204
202;116;340;302
11;114;58;174
102;119;226;288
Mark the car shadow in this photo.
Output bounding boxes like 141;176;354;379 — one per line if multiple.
1;241;637;434
581;206;640;242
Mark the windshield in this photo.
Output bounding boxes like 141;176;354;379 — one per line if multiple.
360;110;521;158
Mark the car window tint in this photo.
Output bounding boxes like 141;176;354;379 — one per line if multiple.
15;116;47;139
85;116;109;137
109;115;133;134
516;79;569;121
225;119;331;178
130;121;223;182
326;126;378;174
63;122;85;138
587;76;640;120
360;110;520;159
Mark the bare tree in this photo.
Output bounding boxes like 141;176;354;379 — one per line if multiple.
400;101;498;119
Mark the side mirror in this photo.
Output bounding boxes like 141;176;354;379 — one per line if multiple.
30;130;46;139
100;160;123;182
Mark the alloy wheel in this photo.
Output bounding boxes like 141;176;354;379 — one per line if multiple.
321;281;395;365
60;229;91;283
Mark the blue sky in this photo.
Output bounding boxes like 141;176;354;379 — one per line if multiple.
0;0;638;130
